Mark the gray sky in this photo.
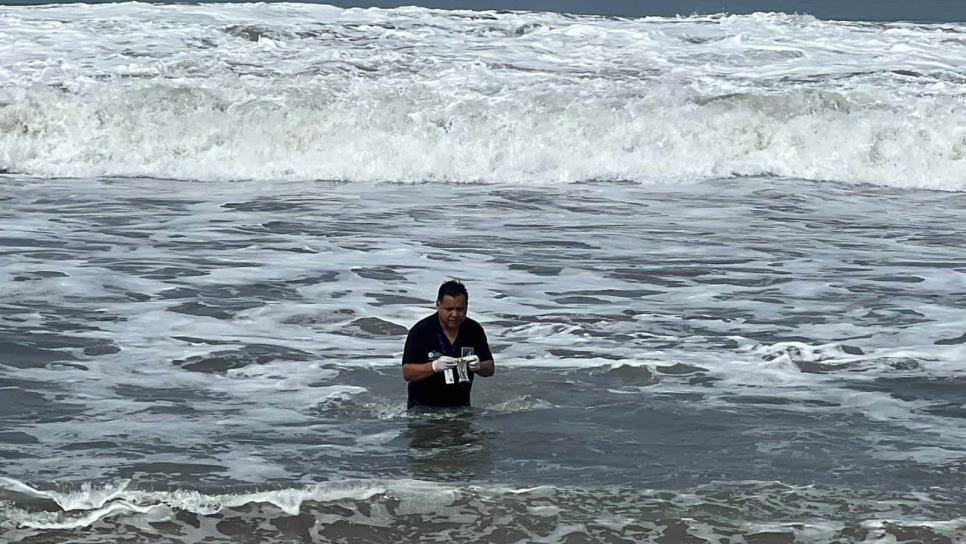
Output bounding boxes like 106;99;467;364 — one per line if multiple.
324;0;966;22
3;0;965;22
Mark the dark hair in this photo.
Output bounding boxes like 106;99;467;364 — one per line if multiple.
437;280;468;302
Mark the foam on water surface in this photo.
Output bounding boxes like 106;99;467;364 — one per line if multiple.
1;4;965;188
1;477;964;542
1;178;964;503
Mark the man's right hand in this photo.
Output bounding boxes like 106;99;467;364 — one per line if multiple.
431;356;460;372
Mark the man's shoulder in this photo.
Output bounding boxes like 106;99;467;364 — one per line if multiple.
463;317;487;334
408;314;439;336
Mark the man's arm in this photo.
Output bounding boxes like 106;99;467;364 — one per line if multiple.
403;361;437;382
472;323;495;377
402;326;437;382
473;359;495;377
403;356;460;382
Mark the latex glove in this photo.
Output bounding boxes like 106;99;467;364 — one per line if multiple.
462;355;481;371
432;356;460;373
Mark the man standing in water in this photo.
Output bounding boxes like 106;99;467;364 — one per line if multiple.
402;280;495;409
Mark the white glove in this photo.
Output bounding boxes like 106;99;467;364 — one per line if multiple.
462;355;481;371
432;356;459;372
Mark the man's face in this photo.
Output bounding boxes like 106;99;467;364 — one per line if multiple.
436;294;467;331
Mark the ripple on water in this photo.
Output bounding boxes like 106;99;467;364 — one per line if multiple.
174;345;315;374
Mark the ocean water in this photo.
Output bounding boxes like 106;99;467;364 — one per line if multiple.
1;3;966;543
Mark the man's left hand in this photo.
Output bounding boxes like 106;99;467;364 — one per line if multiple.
461;355;481;371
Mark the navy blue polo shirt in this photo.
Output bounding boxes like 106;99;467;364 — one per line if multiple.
402;314;493;409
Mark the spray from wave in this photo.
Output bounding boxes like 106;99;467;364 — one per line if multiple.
1;4;965;189
2;477;963;542
4;82;965;188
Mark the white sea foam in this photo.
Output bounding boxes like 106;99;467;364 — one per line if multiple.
0;477;453;529
3;476;963;542
0;5;965;189
0;477;131;512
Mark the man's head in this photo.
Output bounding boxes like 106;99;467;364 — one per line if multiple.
436;280;468;333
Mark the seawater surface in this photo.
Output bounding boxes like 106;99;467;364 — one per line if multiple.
1;2;966;543
2;176;965;542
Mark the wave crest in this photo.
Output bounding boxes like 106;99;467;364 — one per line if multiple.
2;81;963;189
2;6;965;189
